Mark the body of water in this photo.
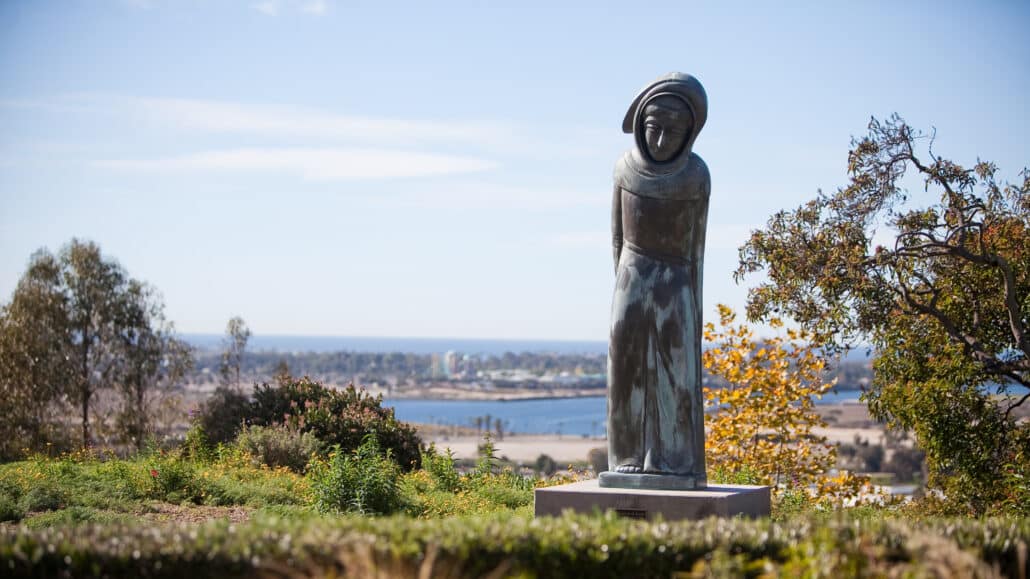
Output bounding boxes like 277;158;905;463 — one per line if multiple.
385;390;864;436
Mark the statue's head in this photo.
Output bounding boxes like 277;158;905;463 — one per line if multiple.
623;73;707;166
642;94;692;162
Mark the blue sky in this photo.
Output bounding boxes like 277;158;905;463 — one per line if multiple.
1;0;1028;340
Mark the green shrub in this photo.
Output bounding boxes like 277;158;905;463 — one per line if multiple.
19;484;67;512
22;506;135;529
308;435;402;516
587;446;607;474
2;513;1028;578
472;433;498;479
535;454;558;476
403;438;536;518
182;421;215;462
0;494;23;522
233;424;321;473
197;387;251;445
468;472;533;511
773;486;813;521
146;458;200;504
421;444;460;493
251;378;423;471
0;478;23;504
709;463;763;485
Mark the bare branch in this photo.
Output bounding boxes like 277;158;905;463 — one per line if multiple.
1004;391;1030;422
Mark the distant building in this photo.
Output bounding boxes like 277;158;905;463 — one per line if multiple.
430;353;447;380
444;350;458;378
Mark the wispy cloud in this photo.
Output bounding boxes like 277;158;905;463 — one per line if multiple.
251;0;330;16
1;94;604;158
374;182;606;210
251;0;279;16
300;0;328;15
109;96;514;149
94;148;497;180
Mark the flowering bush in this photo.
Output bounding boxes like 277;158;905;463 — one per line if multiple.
250;378;422;471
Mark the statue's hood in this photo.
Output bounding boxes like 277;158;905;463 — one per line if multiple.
622;72;708;175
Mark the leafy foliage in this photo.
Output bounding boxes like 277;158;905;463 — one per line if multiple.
0;446;310;522
196;386;252;446
400;440;535;519
534;454;558;476
0;493;23;522
308;434;402;516
420;443;461;493
0;239;193;454
233;423;321;473
703;305;869;503
19;484;68;513
2;512;1029;578
250;377;423;471
181;421;215;462
735;116;1030;514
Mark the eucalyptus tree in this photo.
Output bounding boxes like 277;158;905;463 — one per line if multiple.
0;239;193;451
219;316;251;391
116;281;194;449
0;250;73;457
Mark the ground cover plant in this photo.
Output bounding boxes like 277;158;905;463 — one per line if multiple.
0;446;311;527
0;431;546;529
2;511;1028;578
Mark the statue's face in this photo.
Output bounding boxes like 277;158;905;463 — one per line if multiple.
642;95;691;162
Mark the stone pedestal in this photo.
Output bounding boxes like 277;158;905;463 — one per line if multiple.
534;480;770;521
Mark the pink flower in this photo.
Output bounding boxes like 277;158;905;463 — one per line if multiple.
150;469;159;478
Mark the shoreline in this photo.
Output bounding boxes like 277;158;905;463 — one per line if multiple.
384;393;606;403
425;426;886;463
416;402;882;463
371;387;866;403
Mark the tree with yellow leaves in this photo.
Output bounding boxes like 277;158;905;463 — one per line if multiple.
703;304;867;502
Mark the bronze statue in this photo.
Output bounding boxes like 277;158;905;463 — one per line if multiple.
601;73;710;490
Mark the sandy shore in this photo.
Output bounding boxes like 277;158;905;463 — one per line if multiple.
420;402;883;463
428;424;885;464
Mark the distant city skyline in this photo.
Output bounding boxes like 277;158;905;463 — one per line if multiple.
2;1;1028;340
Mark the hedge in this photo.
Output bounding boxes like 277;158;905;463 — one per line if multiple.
1;513;1027;578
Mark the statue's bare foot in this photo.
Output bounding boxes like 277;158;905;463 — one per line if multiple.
614;464;642;473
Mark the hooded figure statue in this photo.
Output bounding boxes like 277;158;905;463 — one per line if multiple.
601;72;709;490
